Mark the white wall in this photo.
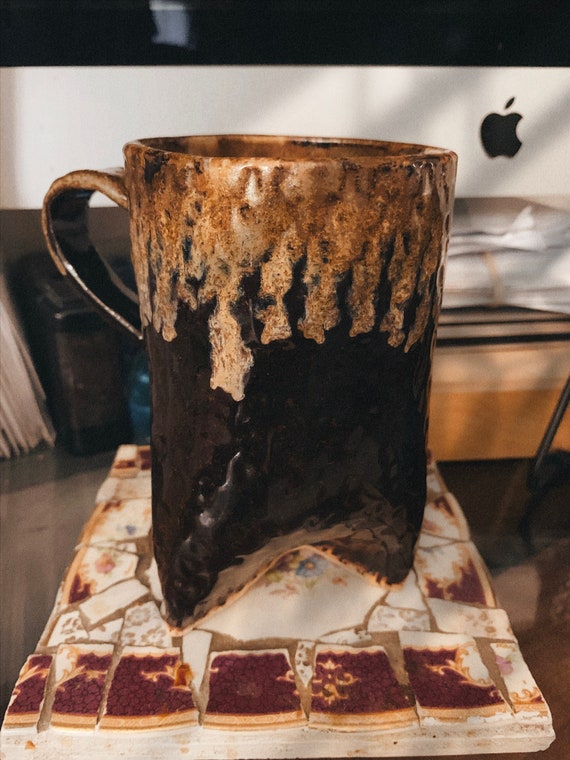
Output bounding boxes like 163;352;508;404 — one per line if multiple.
1;66;569;208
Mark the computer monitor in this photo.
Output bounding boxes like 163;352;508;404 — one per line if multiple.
1;2;569;207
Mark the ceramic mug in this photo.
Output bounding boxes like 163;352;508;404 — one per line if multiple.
43;135;457;628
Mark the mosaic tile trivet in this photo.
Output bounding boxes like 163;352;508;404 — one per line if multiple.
2;445;555;758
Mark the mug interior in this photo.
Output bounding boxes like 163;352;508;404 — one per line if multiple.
133;135;451;161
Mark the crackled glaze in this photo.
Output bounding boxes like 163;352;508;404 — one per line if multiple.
125;136;455;401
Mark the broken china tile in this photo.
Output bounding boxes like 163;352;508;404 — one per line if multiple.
88;618;124;644
46;611;89;647
491;642;551;723
61;546;139;606
120;601;173;648
78;578;149;628
383;569;426;610
110;445;140;478
3;654;53;729
80;498;151;545
143;557;164;603
420;493;470;541
295;641;316;688
181;629;213;692
204;649;303;728
318;628;373;646
309;645;417;730
400;631;511;724
427;598;515;640
414;541;496;606
198;547;384;641
51;644;113;729
100;646;197;730
367;605;431;633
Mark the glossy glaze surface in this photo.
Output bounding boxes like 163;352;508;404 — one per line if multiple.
126;136;456;626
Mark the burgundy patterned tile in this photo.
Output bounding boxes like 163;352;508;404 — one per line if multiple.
3;654;53;729
204;649;303;728
51;645;113;729
309;646;416;730
100;647;197;730
400;632;511;724
414;541;496;606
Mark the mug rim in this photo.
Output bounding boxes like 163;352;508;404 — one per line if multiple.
124;134;457;164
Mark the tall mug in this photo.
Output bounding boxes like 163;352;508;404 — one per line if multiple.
43;135;457;628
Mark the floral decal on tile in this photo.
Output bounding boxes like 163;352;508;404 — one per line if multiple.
62;546;139;606
120;601;172;648
263;549;334;594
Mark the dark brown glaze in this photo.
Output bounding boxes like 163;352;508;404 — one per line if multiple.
123;136;457;627
147;259;438;628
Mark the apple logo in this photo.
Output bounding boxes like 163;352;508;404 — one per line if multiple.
480;97;523;158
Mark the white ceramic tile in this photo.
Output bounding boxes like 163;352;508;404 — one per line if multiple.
143;557;164;602
111;478;152;500
421;493;470;541
88;618;124;643
491;642;552;723
427;598;515;640
47;611;89;647
426;471;444;499
318;628;373;645
85;498;152;544
368;605;431;632
68;546;139;599
79;579;149;627
416;532;453;549
120;601;173;648
198;548;384;641
53;643;113;683
182;630;213;691
93;541;139;554
384;569;426;610
295;641;315;687
96;477;121;504
415;541;496;606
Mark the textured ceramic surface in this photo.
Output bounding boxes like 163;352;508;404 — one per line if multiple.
1;446;554;758
43;136;457;629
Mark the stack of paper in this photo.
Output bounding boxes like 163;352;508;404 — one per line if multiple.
0;275;55;458
443;198;570;314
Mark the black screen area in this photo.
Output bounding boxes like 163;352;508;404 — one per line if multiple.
1;1;569;67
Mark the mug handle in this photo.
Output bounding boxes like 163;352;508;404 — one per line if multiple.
42;168;142;341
